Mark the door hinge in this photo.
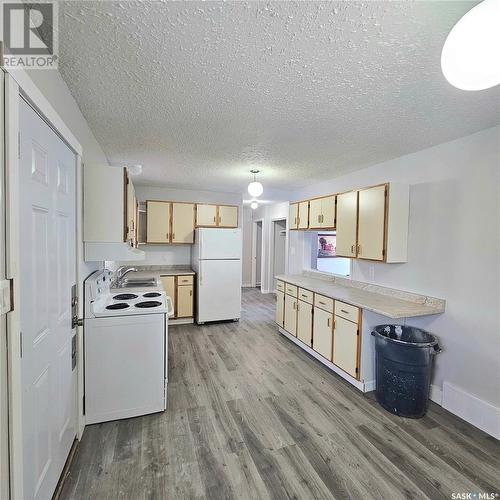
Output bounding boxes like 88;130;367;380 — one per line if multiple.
357;329;360;336
82;395;85;415
71;284;83;328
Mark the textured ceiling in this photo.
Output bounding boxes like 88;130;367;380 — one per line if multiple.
58;1;499;195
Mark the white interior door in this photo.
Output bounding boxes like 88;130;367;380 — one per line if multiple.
19;99;77;500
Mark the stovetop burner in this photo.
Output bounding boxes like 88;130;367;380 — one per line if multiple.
113;293;139;301
106;303;130;310
143;292;161;298
135;301;162;308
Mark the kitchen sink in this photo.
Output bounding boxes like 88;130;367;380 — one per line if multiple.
113;277;158;288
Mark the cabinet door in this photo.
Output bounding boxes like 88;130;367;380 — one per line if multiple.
284;294;297;336
313;307;333;360
196;204;217;226
177;285;194;318
297;300;313;346
321;195;336;228
333;316;359;378
218;205;238;227
309;198;322;229
358;185;386;261
126;177;135;242
289;203;298;229
275;291;285;327
160;276;176;316
336;191;358;257
172;203;195;243
146;201;170;243
297;201;309;229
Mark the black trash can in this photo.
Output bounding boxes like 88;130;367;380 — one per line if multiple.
371;325;441;418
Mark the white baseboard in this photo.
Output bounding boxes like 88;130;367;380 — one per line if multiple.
364;380;376;392
442;382;500;440
429;384;442;405
242;283;253;288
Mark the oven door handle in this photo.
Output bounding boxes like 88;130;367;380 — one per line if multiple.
166;296;174;317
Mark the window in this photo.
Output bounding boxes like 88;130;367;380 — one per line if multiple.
311;232;351;277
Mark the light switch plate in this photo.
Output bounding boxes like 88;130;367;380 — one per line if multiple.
0;279;12;315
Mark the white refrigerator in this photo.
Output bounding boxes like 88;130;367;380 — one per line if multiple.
192;228;242;323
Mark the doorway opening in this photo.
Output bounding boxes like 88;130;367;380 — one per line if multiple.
251;220;263;288
271;219;287;292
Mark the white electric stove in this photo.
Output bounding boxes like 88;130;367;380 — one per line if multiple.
84;270;173;424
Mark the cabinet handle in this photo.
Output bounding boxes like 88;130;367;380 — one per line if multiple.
327;317;331;327
213;216;216;222
166;233;169;240
319;301;326;305
340;309;349;314
321;214;324;223
317;215;320;223
351;244;355;254
297;217;300;226
190;290;192;296
172;233;175;240
358;244;362;255
293;301;296;310
297;302;300;311
301;294;307;298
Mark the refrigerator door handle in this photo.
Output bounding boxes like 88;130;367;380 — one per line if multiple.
199;262;203;286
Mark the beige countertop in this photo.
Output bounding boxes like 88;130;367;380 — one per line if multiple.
276;273;445;319
134;266;195;276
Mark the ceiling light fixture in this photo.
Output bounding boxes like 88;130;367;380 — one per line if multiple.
127;164;143;176
441;0;500;91
250;200;259;210
247;169;263;198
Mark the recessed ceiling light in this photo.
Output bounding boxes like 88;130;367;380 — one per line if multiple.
441;0;500;91
250;200;259;210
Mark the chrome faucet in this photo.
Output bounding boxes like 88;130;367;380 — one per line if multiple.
115;266;137;286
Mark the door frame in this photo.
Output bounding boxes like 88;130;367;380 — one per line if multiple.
3;68;83;500
269;218;288;293
251;219;264;288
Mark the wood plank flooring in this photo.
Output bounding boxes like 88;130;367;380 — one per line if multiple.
60;288;500;500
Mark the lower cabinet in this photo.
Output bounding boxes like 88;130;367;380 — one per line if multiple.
296;300;313;346
161;274;194;320
333;316;359;378
284;294;297;336
177;285;194;318
276;291;285;328
313;307;333;360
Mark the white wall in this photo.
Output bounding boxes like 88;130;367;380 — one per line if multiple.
288;126;500;416
26;69;108;280
131;185;242;266
252;202;289;292
241;207;253;286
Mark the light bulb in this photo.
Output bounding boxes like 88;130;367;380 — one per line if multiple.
247;181;263;197
127;164;143;176
250;200;258;210
441;0;500;91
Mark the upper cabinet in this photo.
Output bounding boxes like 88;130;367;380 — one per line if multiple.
196;204;238;228
218;205;238;227
171;203;195;243
288;182;409;263
289;201;309;230
336;191;358;258
196;204;217;227
309;195;335;229
146;201;170;243
336;183;409;263
147;201;195;244
83;165;144;261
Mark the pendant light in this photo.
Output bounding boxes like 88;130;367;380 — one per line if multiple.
441;0;500;91
247;169;264;198
250;200;259;210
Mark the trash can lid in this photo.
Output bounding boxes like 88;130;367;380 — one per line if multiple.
372;324;439;347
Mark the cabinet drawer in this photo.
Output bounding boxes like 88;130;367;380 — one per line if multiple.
298;288;313;304
335;301;359;323
177;275;194;286
285;283;298;297
276;280;285;292
314;294;333;313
